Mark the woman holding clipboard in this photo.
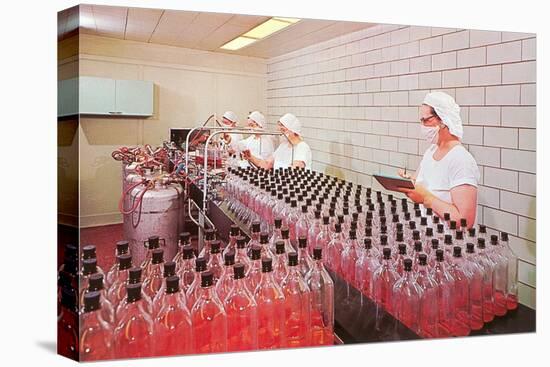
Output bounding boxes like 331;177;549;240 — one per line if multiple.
396;92;480;228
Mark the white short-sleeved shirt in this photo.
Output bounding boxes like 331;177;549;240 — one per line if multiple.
237;135;275;168
227;133;243;150
273;141;312;170
416;144;480;203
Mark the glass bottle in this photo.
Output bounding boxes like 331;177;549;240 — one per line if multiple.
463;243;484;331
207;240;224;283
105;240;130;288
307;210;322;254
297;236;314;278
173;231;191;266
269;218;283;253
280;226;296;254
106;254;133;308
224;263;259;351
151;261;177;315
392;258;423;334
191;271;228;353
58;287;79;360
234;235;252;273
430;249;455;338
186;257;208;310
255;257;286;349
177;245;196;293
326;223;345;274
80;291;114;361
416;254;439;338
142;248;165;301
373;247;400;329
355;238;380;299
394;243;407;277
475;238;495;323
140;235;161;270
273;240;289;284
215;251;236;302
198;229;216;260
281;252;312;347
488;234;509;317
315;215;332;257
449;247;471;336
306;247;335;346
246;245;263;292
500;232;519;310
223;225;240;257
83;273;115;326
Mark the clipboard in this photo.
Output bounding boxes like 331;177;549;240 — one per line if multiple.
373;173;415;191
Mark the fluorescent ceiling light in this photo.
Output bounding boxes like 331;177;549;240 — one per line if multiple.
220;17;301;51
220;36;258;51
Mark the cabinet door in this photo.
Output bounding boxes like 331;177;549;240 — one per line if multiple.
58;78;78;117
115;79;153;116
79;77;116;115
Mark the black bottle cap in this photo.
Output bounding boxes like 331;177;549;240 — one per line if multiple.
415;209;422;218
250;245;261;260
426;208;433;216
444;234;453;245
479;224;487;234
414;241;422;252
164;261;176;277
147;235;160;249
501;232;509;242
363;238;372;249
288;252;298;267
436;249;444;262
298;236;307;248
490;234;499;245
453;246;462;257
456;230;464;240
291;200;297;208
224;251;236;266
201;271;214;287
431;238;439;249
87;273;104;291
83;291;101;313
251;221;261;233
313;247;323;260
433;216;440;224
152;248;164;264
412;230;420;240
468;227;476;237
392;214;400;223
466;242;475;253
302;205;308;213
419;254;428;266
414;203;420;210
383;247;391;259
380;234;388;246
116;240;130;255
323;216;330;225
117;254;132;270
281;227;290;239
444;213;451;221
236;236;247;248
329;208;336;216
365;226;372;237
126;283;142;302
233;263;246;279
404;212;411;221
195;257;207;272
179;231;191;243
183;245;194;259
437;223;445;233
460;218;468;228
261;257;273;272
337;214;345;224
275;240;286;254
426;227;434;237
352;212;359;221
404;258;413;271
335;223;342;233
396;231;404;242
82;258;97;276
409;221;416;230
260;232;270;244
166;275;180;293
420;217;428;226
60;287;77;311
450;220;457;230
314;210;321;219
205;229;216;240
230;225;240;237
64;243;78;261
82;245;97;260
128;267;142;284
349;230;357;240
398;243;407;255
211;240;221;254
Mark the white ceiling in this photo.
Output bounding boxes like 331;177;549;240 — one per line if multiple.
59;4;375;58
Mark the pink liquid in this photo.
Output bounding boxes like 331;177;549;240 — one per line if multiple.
419;287;439;338
284;292;311;348
114;304;154;359
191;301;227;353
482;283;495;323
506;294;519;310
310;310;334;346
153;304;193;356
494;290;508;316
58;308;78;360
225;285;258;351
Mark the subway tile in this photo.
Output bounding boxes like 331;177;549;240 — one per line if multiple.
478;185;500;208
408;90;429;105
372;149;389;164
519;261;536;287
371;121;389;135
364;134;381;148
419;36;443;56
487;41;522;64
457;47;487;67
373;32;391;49
390;91;409;106
455;87;485;106
469;145;500;167
483;127;518;149
502;32;535;42
522;38;536;61
484;166;518;191
518;283;535;309
462;125;483;145
381;107;399;121
432;51;457;71
380;76;399;91
501;191;536;219
519;129;536;151
374;62;391;77
365;106;381;120
502;61;536;84
389;121;409;137
521;84;536;105
410;55;432;73
398;138;418;154
390;27;411;45
501;148;536;173
469;65;502;86
483;206;518;235
469;30;502;47
469;106;500;126
418;71;442;89
399;40;420;59
519;172;536;196
382;45;401;62
508;235;536;264
409;26;432;41
380;136;399;151
365;49;383;64
518;216;536;242
366;78;381;92
442;69;469;87
373;92;391;106
486;85;521;105
501;106;536;128
398;106;420;122
398;74;419;91
431;27;457;36
442;30;470;52
358;93;374;106
390;59;410;75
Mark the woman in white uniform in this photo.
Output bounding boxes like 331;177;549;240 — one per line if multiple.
220;110;243;154
397;91;480;228
243;113;312;170
237;111;274;168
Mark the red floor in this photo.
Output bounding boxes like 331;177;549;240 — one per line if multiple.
80;223;124;269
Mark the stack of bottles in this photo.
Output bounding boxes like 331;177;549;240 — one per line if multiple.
58;229;334;361
223;166;519;338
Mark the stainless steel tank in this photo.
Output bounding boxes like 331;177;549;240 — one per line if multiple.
124;180;183;265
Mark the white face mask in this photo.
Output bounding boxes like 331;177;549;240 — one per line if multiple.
420;124;440;144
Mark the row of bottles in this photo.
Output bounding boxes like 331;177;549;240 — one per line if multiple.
58;229;335;361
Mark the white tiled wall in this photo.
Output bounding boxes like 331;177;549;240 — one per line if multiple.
266;24;536;308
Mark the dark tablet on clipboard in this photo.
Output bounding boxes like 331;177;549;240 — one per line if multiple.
373;174;415;191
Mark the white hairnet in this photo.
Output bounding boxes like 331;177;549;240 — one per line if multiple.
248;111;265;128
423;92;463;140
279;113;301;135
222;111;238;124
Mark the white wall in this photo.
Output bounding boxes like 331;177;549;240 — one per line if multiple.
78;34;267;228
266;24;536;308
